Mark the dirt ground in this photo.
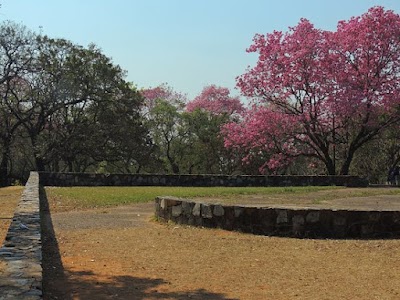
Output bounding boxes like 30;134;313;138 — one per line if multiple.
0;186;22;275
194;187;400;210
0;186;22;245
42;189;400;300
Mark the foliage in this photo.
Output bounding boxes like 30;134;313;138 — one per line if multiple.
226;6;400;175
141;84;245;174
1;7;399;182
186;85;243;116
0;22;152;183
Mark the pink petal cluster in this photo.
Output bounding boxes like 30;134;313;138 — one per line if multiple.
222;106;300;173
186;85;244;115
141;84;187;110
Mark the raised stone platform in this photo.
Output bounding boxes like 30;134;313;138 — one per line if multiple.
155;196;400;238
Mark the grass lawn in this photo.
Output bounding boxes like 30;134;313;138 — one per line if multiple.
45;185;400;211
45;186;338;209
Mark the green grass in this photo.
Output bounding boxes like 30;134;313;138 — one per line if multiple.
45;186;339;209
46;186;400;210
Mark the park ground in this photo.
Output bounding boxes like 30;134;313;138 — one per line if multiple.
40;186;400;300
0;186;23;244
0;186;23;276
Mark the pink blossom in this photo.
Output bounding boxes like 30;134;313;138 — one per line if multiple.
186;85;244;115
227;6;400;175
141;84;187;111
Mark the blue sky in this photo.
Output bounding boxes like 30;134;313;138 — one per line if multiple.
2;0;400;99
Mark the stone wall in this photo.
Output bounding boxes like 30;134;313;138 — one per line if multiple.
39;172;369;187
155;197;400;238
0;172;42;299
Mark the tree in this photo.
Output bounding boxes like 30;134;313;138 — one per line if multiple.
0;22;171;183
82;85;152;174
186;85;243;115
0;22;36;185
24;38;150;173
350;123;400;183
185;85;244;174
9;37;103;171
143;84;246;175
228;6;400;175
142;84;193;174
141;83;187;116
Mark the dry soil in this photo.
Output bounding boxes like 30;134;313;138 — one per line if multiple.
42;189;400;300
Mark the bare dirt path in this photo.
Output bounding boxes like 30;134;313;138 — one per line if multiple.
42;190;400;300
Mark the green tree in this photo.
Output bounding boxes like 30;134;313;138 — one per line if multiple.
147;98;193;174
0;22;36;185
24;38;151;173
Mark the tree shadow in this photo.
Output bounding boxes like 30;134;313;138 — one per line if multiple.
40;187;236;300
60;269;237;299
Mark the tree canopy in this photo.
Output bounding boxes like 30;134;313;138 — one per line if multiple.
0;22;151;185
1;6;399;184
225;6;400;175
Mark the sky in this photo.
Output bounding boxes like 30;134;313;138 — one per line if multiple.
2;0;400;100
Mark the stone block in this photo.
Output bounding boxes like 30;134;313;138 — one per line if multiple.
292;215;305;225
160;198;180;208
160;199;167;210
306;211;320;223
234;207;243;218
181;201;192;215
201;204;213;219
368;212;380;222
171;205;182;217
213;205;225;217
333;215;346;226
192;203;201;217
276;210;288;224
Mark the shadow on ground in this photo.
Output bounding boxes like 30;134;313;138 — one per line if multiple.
40;187;236;300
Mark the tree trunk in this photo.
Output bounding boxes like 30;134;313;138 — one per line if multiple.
340;155;353;175
67;160;73;172
339;146;357;175
325;160;336;175
0;151;9;186
0;138;11;186
170;161;180;174
35;157;46;172
321;149;336;175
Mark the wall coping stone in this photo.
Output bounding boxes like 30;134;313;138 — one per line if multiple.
0;172;42;299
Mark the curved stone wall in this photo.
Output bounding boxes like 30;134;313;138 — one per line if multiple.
155;197;400;238
0;172;42;299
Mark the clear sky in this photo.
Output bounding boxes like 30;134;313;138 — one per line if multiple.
2;0;400;99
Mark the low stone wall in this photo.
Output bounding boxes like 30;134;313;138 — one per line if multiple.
155;197;400;238
0;172;42;299
39;172;369;187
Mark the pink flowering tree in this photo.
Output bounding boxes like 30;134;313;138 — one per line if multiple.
141;83;187;114
186;85;244;116
185;85;246;173
227;6;400;175
141;84;190;173
223;106;304;174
